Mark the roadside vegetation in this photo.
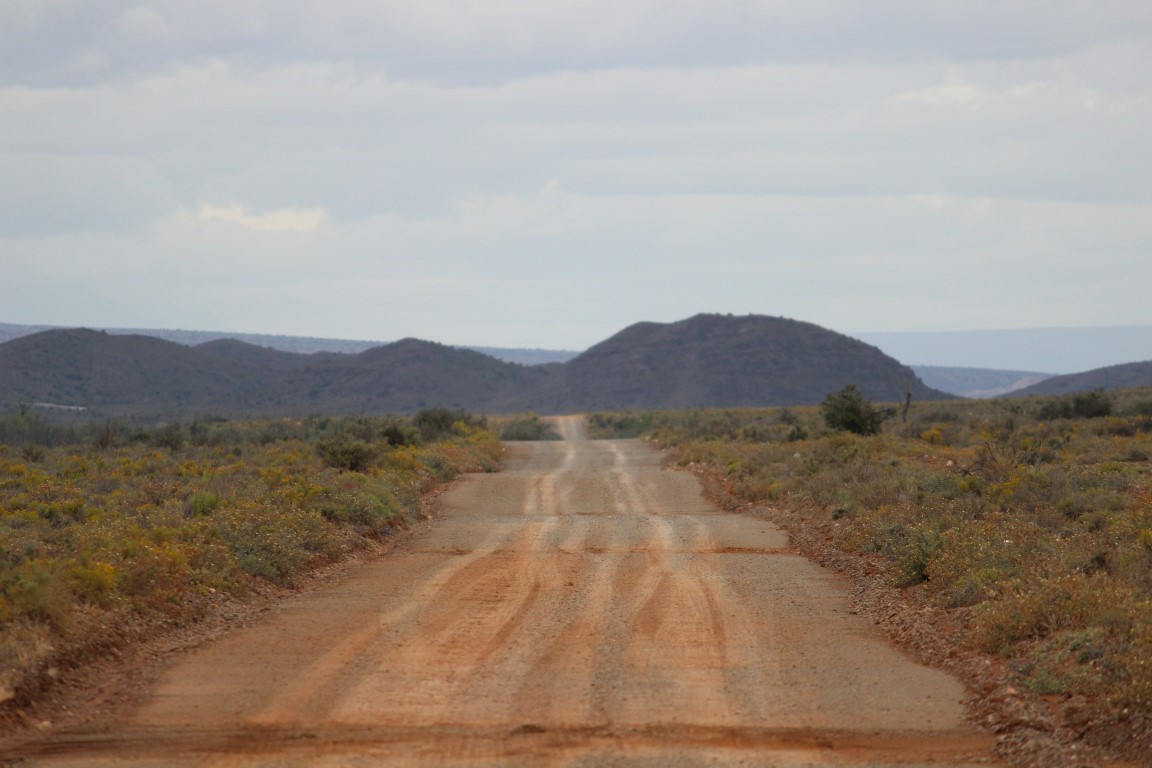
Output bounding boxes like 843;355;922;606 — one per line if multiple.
0;408;502;712
592;388;1152;738
491;413;561;441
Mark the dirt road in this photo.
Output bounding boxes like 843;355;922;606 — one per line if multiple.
14;417;998;766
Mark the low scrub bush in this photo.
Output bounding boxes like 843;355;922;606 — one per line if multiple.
496;414;560;441
587;411;657;439
413;408;487;442
1036;391;1113;421
315;437;378;472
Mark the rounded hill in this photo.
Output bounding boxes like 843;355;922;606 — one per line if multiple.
529;314;950;411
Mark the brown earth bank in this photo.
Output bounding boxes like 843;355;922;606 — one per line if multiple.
687;461;1149;768
3;417;1008;766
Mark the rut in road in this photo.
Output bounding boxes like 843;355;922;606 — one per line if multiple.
16;416;999;767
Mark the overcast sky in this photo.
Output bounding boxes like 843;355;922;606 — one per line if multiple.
2;1;1150;351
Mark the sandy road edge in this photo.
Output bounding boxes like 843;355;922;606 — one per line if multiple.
678;457;1147;768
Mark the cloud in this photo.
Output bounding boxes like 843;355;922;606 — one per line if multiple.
5;189;1148;346
109;6;172;42
894;71;993;110
1;1;1150;346
194;203;328;232
893;70;1066;111
5;1;1152;87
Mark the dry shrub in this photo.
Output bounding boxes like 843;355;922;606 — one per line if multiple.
1117;624;1152;710
216;503;339;586
929;515;1039;607
969;573;1131;653
969;571;1152;708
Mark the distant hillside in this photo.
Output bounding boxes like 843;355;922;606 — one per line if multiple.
0;322;579;366
194;338;337;372
9;321;1151;374
0;322;383;355
1006;360;1152;398
0;330;283;416
0;331;550;418
912;366;1052;399
0;315;952;418
279;339;552;414
529;314;950;412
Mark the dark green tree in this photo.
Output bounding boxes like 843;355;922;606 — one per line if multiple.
820;385;894;436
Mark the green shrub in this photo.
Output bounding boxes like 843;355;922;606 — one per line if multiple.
21;444;45;463
414;408;486;442
380;422;419;447
217;506;335;586
498;414;559;441
2;560;72;630
820;385;894;436
1037;391;1113;421
151;423;184;452
315;438;377;472
587;411;656;439
186;491;222;518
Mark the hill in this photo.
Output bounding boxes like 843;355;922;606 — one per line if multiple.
8;321;1150;374
0;322;580;365
280;339;553;414
0;331;550;418
0;329;282;416
529;314;949;412
912;366;1052;398
193;338;336;372
0;315;951;418
1006;360;1152;397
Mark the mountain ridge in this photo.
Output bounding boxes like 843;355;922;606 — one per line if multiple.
0;314;953;418
0;322;578;366
1005;360;1152;398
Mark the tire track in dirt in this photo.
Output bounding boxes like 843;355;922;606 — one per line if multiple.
10;415;1000;767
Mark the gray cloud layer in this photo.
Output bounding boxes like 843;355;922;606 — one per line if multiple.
3;2;1150;349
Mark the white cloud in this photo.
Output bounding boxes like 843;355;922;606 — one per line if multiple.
894;72;992;110
194;203;328;233
892;70;1085;112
